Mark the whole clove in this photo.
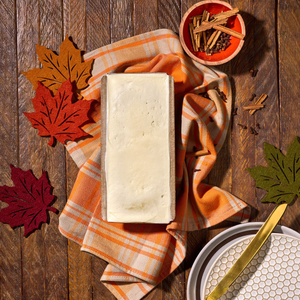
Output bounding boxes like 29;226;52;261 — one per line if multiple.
250;68;258;77
232;107;238;115
238;123;247;129
250;127;258;135
213;86;227;102
214;86;220;93
200;91;210;99
219;91;227;102
256;122;260;129
208;33;231;55
249;93;256;101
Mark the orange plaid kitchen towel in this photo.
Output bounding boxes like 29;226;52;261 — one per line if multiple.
59;29;250;300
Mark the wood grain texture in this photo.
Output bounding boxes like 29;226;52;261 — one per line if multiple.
68;240;93;300
181;0;200;19
1;1;300;299
251;0;279;222
163;262;185;300
0;0;22;299
0;1;19;173
134;0;158;35
278;0;300;231
86;0;110;51
230;0;279;222
185;230;207;276
63;1;93;299
92;258;116;300
158;0;181;33
64;0;86;49
17;0;45;298
18;0;68;298
229;0;257;220
110;0;134;43
39;0;69;298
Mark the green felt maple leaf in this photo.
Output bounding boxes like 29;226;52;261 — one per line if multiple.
247;137;300;204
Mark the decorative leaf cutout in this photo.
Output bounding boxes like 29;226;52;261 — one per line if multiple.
0;165;57;237
22;35;93;95
24;79;95;146
247;137;300;204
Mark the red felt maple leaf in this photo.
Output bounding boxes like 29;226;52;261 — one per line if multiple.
0;165;57;237
24;79;95;146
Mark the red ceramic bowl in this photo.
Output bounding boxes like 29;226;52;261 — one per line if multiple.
179;0;245;65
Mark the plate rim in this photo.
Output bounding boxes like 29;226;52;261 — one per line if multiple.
201;232;300;299
187;222;300;300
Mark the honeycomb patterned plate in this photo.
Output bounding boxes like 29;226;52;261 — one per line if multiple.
203;233;300;300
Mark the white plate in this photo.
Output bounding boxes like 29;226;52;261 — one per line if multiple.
187;222;300;300
203;233;300;300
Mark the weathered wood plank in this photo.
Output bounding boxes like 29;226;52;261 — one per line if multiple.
230;0;279;222
92;259;116;300
110;0;134;43
18;0;68;298
86;0;110;51
38;1;69;298
68;240;93;300
134;0;158;34
184;230;207;298
278;0;300;231
0;0;22;299
63;0;86;49
223;1;257;222
17;1;45;298
158;0;181;33
181;0;201;19
0;2;19;171
163;262;185;300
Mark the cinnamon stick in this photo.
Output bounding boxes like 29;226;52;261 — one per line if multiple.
209;30;222;49
186;149;209;157
213;8;239;20
193;16;197;27
194;19;228;33
196;19;201;49
189;23;197;52
210;24;245;39
243;104;264;110
203;12;210;50
189;14;202;20
249;94;268;115
206;30;218;48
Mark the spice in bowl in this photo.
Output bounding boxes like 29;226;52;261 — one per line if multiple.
180;0;246;65
189;8;245;56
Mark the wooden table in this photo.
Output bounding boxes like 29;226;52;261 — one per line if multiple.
0;0;299;299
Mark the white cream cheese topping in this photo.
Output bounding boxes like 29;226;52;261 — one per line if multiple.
106;73;171;223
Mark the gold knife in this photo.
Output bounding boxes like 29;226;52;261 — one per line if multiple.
206;202;288;300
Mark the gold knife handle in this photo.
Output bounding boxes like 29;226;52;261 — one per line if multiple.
206;203;288;300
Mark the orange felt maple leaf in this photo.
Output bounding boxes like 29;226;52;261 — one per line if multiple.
24;79;95;146
22;35;93;95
